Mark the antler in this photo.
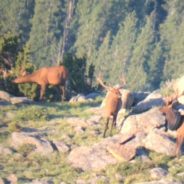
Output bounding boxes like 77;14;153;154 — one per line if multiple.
116;74;126;89
96;74;110;90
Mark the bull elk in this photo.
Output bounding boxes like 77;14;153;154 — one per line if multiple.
97;76;125;137
12;66;69;101
160;93;184;157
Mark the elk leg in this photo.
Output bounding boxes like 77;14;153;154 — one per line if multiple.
176;136;184;157
40;84;47;100
103;117;110;138
110;115;117;136
60;85;66;101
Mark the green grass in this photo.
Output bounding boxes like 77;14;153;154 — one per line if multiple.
0;99;184;183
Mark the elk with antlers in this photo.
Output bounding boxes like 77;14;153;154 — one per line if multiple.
12;66;69;101
97;76;126;137
160;93;184;157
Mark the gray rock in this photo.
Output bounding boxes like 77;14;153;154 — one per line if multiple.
136;179;182;184
11;132;54;155
0;90;11;102
150;167;168;179
52;141;70;153
132;91;150;105
85;92;102;99
68;145;117;171
27;179;53;184
69;94;87;103
120;108;166;135
7;174;17;184
0;146;13;155
143;129;176;156
68;134;126;171
10;97;33;104
132;90;164;113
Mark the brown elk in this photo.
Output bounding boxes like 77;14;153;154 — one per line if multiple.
159;94;184;157
12;66;69;101
97;76;125;137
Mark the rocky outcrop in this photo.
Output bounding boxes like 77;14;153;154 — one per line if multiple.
11;132;54;155
120;108;166;135
68;135;121;171
0;90;32;104
143;129;176;156
132;90;164;113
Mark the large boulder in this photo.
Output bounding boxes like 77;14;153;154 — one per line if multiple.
68;134;128;171
120;108;166;135
132;91;150;105
11;132;54;155
132;90;164;113
0;90;11;102
143;129;176;156
10;97;33;105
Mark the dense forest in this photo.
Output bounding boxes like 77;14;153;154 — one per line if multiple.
0;0;184;95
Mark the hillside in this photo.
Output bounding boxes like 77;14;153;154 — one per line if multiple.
0;96;184;184
1;0;184;92
0;85;184;183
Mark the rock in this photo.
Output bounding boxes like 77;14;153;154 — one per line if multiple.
136;178;182;184
107;132;147;161
74;126;86;133
52;141;70;153
143;129;176;156
28;179;54;184
68;134;125;171
7;174;17;184
10;97;33;105
85;92;102;99
68;145;117;171
132;91;150;105
107;142;137;161
86;115;101;126
150;167;168;179
0;146;13;155
69;94;87;103
0;90;11;102
66;117;87;128
11;132;54;155
120;108;166;135
132;90;164;113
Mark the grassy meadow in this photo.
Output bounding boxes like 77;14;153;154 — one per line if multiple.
0;98;184;184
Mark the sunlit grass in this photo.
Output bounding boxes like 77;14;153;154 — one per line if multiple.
1;98;184;183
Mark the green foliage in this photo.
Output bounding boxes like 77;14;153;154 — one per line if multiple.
14;44;38;99
13;105;49;122
63;54;92;93
17;144;36;157
1;0;184;93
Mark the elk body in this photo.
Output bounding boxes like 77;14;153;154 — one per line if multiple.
12;66;68;101
97;77;124;137
159;97;184;157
